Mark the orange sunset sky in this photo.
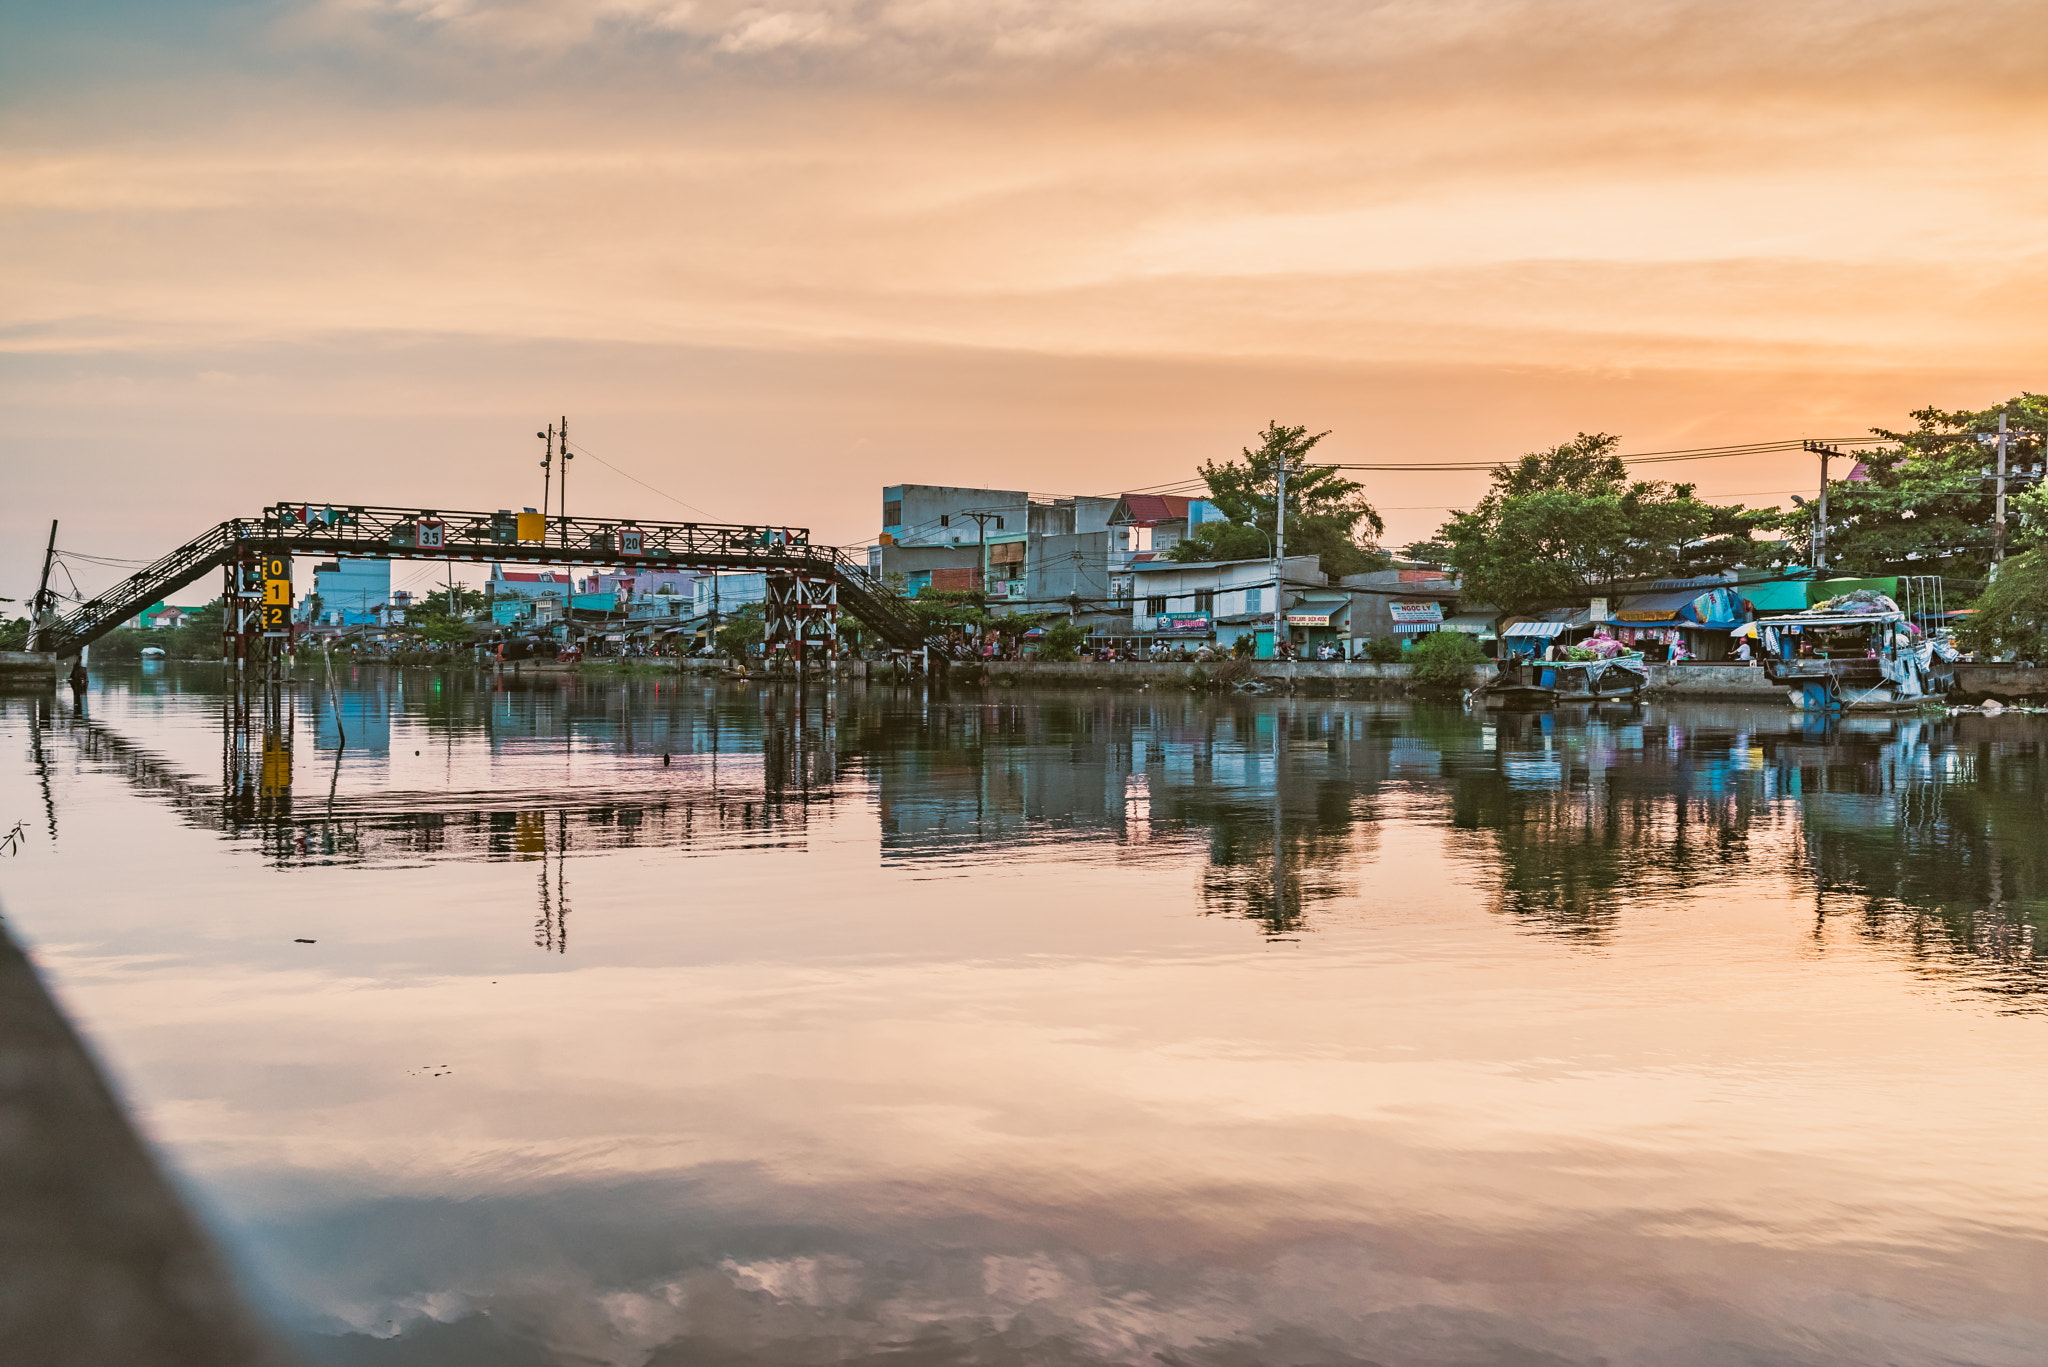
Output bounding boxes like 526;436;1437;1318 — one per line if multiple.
5;0;2047;599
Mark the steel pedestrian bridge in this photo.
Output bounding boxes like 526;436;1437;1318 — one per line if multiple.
32;502;946;660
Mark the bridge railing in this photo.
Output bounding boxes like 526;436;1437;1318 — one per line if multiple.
33;521;243;657
259;503;819;563
37;502;968;658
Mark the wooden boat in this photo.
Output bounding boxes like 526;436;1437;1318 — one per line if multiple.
1470;655;1649;709
1754;602;1949;711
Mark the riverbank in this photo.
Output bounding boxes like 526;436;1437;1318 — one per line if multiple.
977;658;1801;700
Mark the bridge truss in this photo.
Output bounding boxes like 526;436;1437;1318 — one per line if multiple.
32;502;947;664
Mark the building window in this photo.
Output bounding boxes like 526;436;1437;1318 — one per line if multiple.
940;514;950;527
1195;590;1215;613
883;499;901;527
1146;595;1167;615
1245;587;1262;613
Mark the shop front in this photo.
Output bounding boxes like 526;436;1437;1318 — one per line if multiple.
1285;595;1352;659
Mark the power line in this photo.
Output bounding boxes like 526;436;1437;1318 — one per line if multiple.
565;440;724;522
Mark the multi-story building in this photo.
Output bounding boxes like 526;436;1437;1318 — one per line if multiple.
878;483;1231;635
487;565;572;602
1105;494;1226;597
303;558;392;626
692;573;767;620
1129;555;1324;656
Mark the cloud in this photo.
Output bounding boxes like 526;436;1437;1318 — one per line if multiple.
294;0;2048;91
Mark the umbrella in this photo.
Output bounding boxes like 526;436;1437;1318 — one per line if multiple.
1731;621;1760;639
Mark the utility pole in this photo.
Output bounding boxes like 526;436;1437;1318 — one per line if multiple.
538;423;554;528
559;415;573;548
1801;441;1843;572
26;520;57;651
1995;408;2010;570
1270;459;1295;659
961;510;1005;601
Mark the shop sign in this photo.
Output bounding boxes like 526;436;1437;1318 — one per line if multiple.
1162;612;1212;634
1389;601;1443;625
1286;611;1332;627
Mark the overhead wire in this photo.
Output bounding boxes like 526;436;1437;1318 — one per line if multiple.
565;439;725;522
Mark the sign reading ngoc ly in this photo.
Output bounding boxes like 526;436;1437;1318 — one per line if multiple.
1389;601;1444;625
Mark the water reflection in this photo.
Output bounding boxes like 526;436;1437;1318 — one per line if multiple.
9;669;2047;999
8;666;2048;1366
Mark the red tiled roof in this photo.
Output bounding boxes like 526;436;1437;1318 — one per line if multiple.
1117;494;1191;524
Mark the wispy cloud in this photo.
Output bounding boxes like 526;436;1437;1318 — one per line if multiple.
4;0;2046;584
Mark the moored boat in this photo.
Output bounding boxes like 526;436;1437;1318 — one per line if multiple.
1470;655;1649;709
1750;591;1955;711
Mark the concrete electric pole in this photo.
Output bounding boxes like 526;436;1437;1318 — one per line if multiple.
1270;459;1297;658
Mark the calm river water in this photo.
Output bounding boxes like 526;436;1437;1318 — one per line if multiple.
3;664;2046;1366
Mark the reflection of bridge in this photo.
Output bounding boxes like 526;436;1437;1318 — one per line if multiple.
31;503;951;661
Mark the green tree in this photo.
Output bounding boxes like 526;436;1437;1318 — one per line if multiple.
1169;421;1388;577
1812;394;2048;578
713;602;765;660
907;588;987;630
1436;433;1767;613
1958;549;2048;662
420;585;489;617
405;610;477;649
165;602;223;659
1405;630;1486;688
1035;620;1088;662
0;616;29;650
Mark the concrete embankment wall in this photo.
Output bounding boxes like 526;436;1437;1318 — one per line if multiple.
976;658;1790;700
1956;663;2048;700
0;651;60;684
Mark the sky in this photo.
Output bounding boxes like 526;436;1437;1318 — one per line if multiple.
5;0;2047;605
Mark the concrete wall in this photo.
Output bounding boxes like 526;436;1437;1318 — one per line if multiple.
1642;663;1785;699
970;658;1792;700
1957;663;2048;698
0;651;61;682
883;484;1029;546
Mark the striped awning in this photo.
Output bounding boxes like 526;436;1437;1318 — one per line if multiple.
1501;620;1570;638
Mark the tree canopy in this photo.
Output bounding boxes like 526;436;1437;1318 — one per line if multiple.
1168;422;1387;577
1431;433;1767;613
1811;394;2048;579
1958;548;2048;663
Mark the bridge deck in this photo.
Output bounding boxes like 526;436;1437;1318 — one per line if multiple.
35;503;948;658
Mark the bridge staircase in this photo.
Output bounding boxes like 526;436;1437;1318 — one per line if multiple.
31;521;242;657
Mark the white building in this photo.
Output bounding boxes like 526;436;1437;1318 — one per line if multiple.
1128;555;1323;657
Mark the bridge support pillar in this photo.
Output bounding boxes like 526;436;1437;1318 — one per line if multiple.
766;570;839;681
